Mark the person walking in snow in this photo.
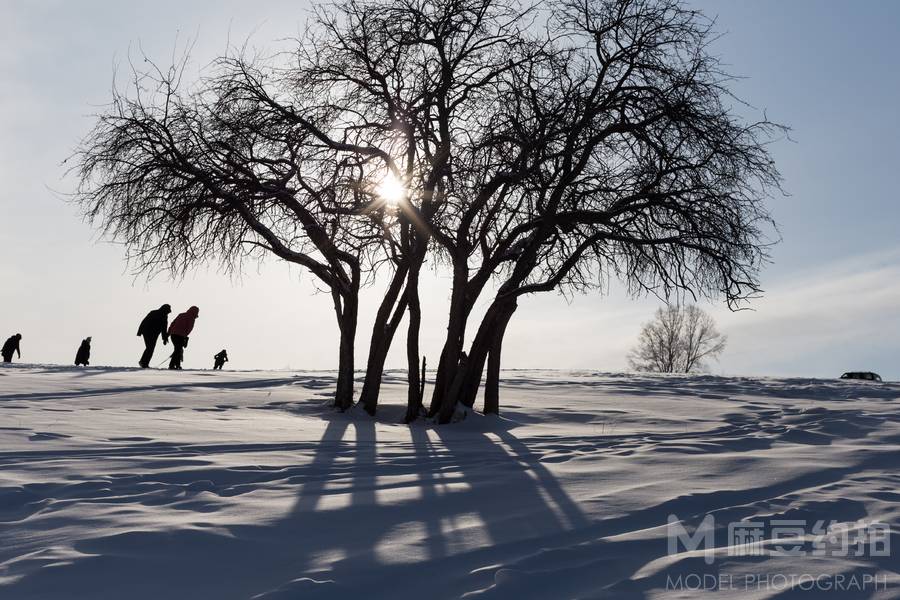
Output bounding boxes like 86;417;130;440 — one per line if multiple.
213;349;228;370
167;306;199;370
1;333;22;363
137;304;171;368
74;337;92;366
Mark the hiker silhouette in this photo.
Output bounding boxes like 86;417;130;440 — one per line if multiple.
74;337;92;366
137;304;171;368
213;349;228;370
1;333;22;363
167;306;199;370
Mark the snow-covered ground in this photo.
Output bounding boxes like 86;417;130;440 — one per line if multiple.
1;365;899;599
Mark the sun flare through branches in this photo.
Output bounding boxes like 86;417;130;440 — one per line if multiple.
375;172;405;208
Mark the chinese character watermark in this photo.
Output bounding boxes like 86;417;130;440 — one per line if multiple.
667;514;891;561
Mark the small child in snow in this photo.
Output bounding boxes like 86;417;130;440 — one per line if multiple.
213;349;229;370
75;337;92;366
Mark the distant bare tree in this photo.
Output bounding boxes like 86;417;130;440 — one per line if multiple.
628;305;727;373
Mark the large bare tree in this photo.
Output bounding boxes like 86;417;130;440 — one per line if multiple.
74;0;782;422
427;0;783;420
269;0;549;420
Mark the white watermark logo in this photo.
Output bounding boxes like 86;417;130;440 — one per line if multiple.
667;514;891;560
667;514;716;564
665;514;892;591
666;573;889;592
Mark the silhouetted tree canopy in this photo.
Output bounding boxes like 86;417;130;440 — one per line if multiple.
73;0;783;421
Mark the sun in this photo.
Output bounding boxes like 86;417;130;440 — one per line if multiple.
375;172;405;207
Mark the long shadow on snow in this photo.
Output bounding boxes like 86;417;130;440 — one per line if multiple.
0;409;593;600
3;373;897;599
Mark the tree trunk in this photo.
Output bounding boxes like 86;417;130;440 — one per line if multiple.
404;262;424;423
427;345;448;416
358;263;409;414
420;356;427;403
333;291;358;411
458;298;518;411
429;259;469;418
483;303;515;415
439;353;469;424
435;308;468;423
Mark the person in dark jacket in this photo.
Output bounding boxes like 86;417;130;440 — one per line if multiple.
167;306;199;370
1;334;22;363
74;337;92;366
213;349;228;370
137;304;171;368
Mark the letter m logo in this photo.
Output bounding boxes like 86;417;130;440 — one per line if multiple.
668;514;716;565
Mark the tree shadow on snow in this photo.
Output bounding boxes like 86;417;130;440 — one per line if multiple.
0;405;599;599
5;372;898;599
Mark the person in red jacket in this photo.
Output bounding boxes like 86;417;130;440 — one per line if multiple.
167;306;199;370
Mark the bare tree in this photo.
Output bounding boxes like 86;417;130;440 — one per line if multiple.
279;0;547;419
72;49;400;410
628;305;727;373
74;0;780;422
435;0;783;420
73;0;536;419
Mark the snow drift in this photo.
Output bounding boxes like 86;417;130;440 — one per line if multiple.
1;365;898;598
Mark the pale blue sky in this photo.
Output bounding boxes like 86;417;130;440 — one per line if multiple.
1;1;898;379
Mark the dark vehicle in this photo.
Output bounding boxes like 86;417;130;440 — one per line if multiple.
840;371;882;382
